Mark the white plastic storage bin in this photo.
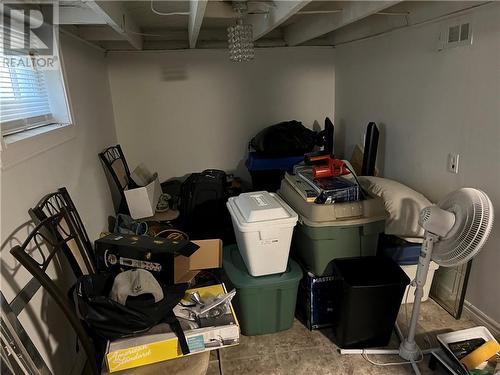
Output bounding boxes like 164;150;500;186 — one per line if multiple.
400;262;439;303
227;191;298;276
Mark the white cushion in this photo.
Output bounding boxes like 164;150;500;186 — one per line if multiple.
358;176;432;242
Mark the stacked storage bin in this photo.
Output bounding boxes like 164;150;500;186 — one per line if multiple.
223;245;302;335
246;152;304;192
278;175;387;330
225;191;302;335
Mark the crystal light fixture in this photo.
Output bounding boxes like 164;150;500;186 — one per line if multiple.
227;1;254;62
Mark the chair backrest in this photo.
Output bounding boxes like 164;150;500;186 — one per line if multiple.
1;290;52;374
99;144;131;214
10;211;100;375
31;187;95;275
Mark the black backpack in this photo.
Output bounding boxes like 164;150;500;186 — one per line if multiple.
179;170;230;240
74;272;190;354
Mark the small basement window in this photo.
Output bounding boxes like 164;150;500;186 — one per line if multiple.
1;25;72;138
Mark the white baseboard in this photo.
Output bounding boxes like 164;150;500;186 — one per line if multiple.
463;300;500;339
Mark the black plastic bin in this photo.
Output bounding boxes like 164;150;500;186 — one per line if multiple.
331;256;410;349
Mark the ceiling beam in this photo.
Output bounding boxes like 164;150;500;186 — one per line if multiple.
86;1;142;50
142;28;227;42
189;0;208;48
249;0;312;41
328;13;408;46
58;5;107;25
284;1;402;46
204;1;235;19
79;26;124;41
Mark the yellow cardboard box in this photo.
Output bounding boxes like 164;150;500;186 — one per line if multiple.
106;284;239;372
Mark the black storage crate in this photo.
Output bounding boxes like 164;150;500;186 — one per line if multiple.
296;270;337;330
331;256;410;348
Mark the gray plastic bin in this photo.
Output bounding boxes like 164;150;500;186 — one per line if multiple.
279;177;387;275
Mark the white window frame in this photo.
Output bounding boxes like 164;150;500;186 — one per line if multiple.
1;42;75;169
1;9;73;142
1;58;57;136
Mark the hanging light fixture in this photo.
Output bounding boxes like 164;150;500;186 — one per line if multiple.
227;1;254;62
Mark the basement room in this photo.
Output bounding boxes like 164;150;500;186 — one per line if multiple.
0;1;499;374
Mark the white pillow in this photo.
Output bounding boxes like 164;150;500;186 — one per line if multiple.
359;176;433;242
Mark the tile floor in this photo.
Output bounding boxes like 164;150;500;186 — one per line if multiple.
207;299;476;375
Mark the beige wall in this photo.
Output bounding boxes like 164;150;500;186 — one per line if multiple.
0;34;117;374
334;3;500;323
106;47;335;181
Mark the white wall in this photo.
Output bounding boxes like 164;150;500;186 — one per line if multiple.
107;47;335;181
0;34;117;374
335;3;500;322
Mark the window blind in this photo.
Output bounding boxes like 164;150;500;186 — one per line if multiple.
0;23;53;134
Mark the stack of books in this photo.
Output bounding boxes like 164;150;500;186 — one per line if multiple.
285;166;360;204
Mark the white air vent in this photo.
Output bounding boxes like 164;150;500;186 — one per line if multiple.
438;19;473;51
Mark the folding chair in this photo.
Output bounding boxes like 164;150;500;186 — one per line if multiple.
10;212;101;374
31;187;95;275
99;144;132;215
99;145;179;222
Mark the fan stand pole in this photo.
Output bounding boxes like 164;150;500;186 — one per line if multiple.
339;233;438;375
399;233;435;361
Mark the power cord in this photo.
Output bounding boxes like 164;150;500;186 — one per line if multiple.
405;278;415;336
217;348;224;375
362;350;424;366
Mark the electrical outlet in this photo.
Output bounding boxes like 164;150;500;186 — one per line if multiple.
448;153;460;174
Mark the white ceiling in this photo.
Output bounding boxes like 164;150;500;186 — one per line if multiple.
54;0;488;51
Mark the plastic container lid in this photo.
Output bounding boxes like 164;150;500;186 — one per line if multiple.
223;245;302;289
233;191;289;222
227;192;298;232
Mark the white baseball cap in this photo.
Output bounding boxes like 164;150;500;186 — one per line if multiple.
109;269;164;306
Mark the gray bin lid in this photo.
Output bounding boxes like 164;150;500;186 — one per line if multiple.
278;176;387;226
223;245;302;289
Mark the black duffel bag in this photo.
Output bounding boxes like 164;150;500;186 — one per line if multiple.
179;169;233;241
73;272;190;355
250;120;317;157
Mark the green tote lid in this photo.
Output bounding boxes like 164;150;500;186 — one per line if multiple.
223;245;302;289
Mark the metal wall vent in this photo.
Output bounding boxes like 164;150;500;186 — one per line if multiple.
438;20;473;51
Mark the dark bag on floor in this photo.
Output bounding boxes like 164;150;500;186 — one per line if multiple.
179;169;229;240
250;120;316;157
73;272;190;354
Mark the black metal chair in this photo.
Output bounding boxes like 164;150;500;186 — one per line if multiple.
99;145;132;215
10;211;101;375
30;187;96;275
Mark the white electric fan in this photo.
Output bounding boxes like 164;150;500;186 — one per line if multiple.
341;188;494;375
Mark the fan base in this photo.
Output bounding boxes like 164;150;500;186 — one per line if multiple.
399;340;421;361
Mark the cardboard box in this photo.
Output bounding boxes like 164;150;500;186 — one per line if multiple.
95;234;222;285
106;284;240;372
124;174;161;219
175;239;223;283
